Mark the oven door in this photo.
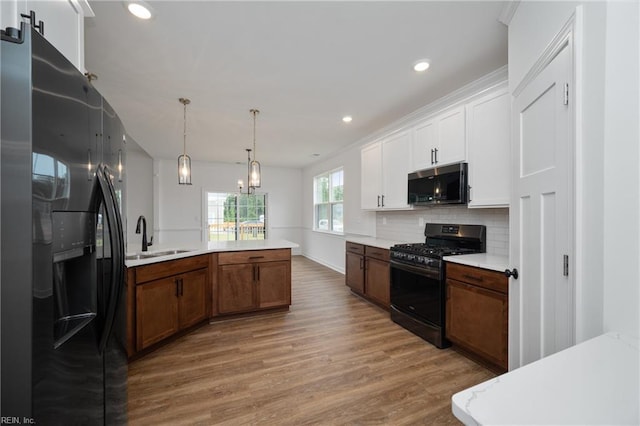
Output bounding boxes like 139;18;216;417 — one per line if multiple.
389;260;444;327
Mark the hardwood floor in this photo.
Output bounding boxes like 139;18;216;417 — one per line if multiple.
128;256;494;425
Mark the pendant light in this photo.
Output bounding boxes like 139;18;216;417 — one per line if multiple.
177;97;192;185
248;109;261;189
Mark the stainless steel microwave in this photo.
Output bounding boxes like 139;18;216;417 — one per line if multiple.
408;162;468;205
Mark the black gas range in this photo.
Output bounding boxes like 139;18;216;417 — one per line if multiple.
389;223;486;348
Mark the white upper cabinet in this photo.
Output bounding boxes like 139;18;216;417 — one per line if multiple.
360;80;510;211
361;143;383;210
411;119;437;171
2;0;92;71
466;88;511;208
437;106;466;165
411;105;466;171
381;131;412;209
361;130;412;210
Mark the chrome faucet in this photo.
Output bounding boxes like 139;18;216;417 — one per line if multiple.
135;215;153;252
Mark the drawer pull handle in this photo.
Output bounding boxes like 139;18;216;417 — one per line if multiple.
462;274;484;282
249;256;265;260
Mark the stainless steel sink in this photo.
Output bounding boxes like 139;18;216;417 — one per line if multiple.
125;249;193;261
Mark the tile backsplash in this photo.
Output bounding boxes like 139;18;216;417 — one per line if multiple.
375;206;509;256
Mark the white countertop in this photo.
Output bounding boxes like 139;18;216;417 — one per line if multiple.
345;237;409;250
452;332;640;425
125;239;299;267
443;253;509;272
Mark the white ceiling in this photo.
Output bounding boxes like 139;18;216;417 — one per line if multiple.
84;1;508;168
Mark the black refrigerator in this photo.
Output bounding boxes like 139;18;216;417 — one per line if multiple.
1;23;127;424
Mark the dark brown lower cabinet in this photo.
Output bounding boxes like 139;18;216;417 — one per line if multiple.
217;249;292;315
133;255;210;353
446;262;508;373
345;242;390;309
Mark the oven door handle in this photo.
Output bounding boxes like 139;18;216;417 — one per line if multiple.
390;260;441;280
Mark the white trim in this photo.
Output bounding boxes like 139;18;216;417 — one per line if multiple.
512;12;576;97
68;0;94;17
498;0;521;26
301;254;345;275
573;6;584;343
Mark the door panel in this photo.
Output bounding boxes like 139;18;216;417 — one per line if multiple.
257;261;290;309
136;277;179;350
178;268;208;328
345;252;364;293
511;43;573;369
218;264;256;313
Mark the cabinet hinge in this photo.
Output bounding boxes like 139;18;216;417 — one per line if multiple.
563;254;569;277
563;83;569;106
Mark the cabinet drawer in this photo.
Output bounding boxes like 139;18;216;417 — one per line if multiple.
135;255;209;284
446;262;507;294
218;249;290;265
346;242;365;255
365;246;389;262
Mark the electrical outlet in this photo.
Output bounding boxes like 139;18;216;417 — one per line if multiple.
418;217;424;227
382;217;387;225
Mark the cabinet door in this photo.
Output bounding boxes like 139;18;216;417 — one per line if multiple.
412;119;438;171
178;268;209;329
436;106;466;166
21;0;86;71
218;264;256;314
361;142;383;209
136;277;179;351
345;251;365;293
467;89;510;208
257;261;291;309
365;257;390;308
446;279;508;371
381;131;411;209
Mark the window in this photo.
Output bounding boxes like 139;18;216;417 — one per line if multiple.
205;192;266;241
314;168;343;233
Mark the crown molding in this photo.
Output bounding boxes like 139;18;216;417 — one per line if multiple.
69;0;95;18
498;0;520;26
358;65;508;147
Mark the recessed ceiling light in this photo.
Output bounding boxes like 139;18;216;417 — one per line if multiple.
342;116;353;123
413;60;430;72
126;2;152;19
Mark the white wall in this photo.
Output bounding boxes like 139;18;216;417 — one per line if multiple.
301;142;376;272
126;144;154;252
154;158;303;254
509;0;640;341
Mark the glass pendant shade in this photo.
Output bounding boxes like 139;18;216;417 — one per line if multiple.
249;159;261;188
177;97;192;185
178;154;192;185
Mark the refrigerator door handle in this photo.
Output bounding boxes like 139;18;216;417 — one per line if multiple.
96;164;125;354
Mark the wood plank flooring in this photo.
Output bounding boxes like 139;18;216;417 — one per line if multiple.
128;256;494;425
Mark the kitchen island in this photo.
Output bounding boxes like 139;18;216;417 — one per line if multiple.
125;239;298;358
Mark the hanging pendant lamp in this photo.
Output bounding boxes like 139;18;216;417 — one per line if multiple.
248;109;261;189
177;97;192;185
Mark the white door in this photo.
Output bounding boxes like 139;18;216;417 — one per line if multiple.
509;43;574;369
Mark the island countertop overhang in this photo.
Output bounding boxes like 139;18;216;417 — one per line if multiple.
125;239;299;267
